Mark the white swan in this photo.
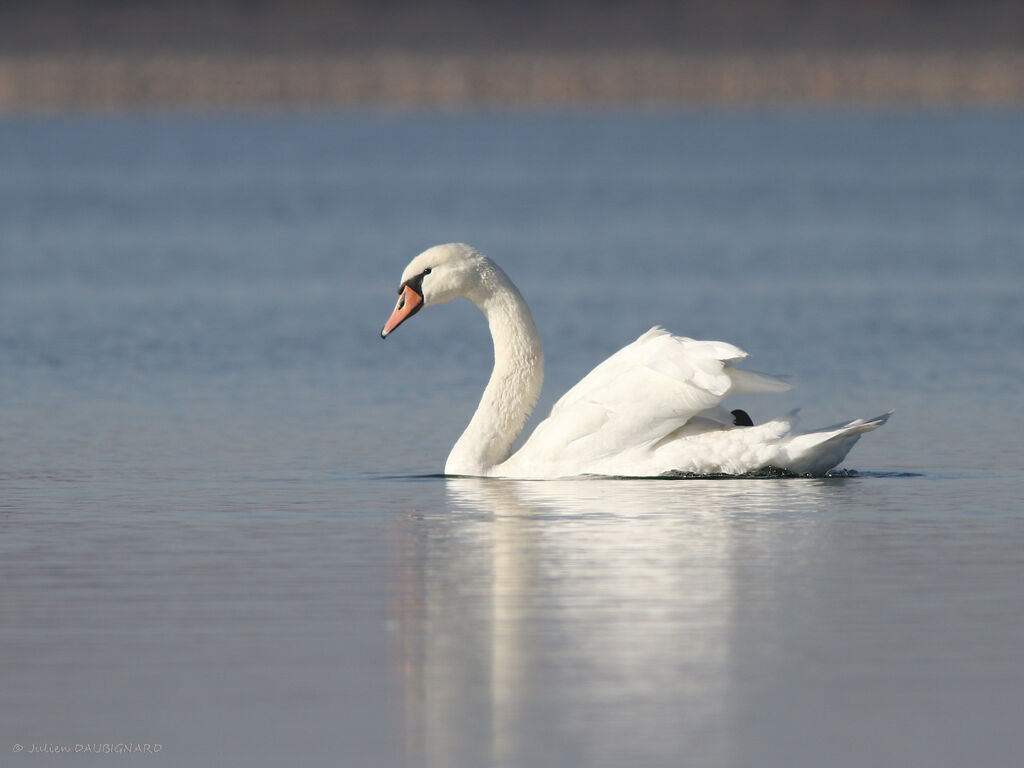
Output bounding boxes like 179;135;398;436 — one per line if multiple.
381;243;889;479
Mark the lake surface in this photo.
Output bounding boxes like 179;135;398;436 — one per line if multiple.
1;110;1022;767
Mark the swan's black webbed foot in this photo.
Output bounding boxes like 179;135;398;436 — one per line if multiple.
731;409;754;427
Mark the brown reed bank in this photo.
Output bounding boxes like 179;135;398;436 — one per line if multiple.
2;50;1023;110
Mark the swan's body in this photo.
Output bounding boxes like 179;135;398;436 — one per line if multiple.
381;243;888;479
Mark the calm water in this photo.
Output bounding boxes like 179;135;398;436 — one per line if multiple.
1;111;1023;767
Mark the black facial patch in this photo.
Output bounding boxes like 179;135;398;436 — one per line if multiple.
398;267;432;298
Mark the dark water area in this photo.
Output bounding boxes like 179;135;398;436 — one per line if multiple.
1;111;1022;767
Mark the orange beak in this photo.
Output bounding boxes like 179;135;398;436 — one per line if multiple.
380;284;424;338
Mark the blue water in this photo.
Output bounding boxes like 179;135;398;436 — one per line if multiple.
1;111;1023;767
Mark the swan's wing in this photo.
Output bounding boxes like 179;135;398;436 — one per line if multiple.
510;327;788;472
552;327;745;413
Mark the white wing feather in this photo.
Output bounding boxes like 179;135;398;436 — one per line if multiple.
503;327;790;476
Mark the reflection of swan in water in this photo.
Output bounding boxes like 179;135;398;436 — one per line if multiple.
396;476;847;768
446;474;851;517
381;243;889;479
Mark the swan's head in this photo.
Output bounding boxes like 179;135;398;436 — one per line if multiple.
380;243;487;338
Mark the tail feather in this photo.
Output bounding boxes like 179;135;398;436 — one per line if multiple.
783;412;892;475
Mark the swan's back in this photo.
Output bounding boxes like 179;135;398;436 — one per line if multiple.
499;327;791;478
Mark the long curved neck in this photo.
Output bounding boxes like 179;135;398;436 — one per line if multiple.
445;264;543;476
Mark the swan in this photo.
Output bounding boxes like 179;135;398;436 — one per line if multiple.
380;243;889;479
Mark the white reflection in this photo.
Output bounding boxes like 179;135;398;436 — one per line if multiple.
396;477;845;768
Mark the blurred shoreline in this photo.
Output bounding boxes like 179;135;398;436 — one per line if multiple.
3;2;1023;109
3;51;1024;110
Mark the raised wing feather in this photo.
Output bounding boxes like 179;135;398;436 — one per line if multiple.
509;327;782;474
551;327;744;413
